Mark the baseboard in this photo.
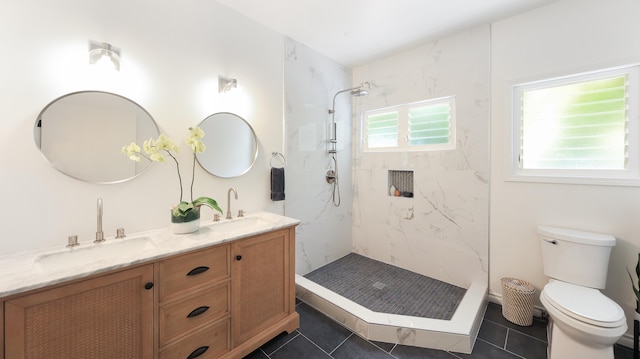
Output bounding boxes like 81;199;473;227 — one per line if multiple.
488;290;633;349
618;333;634;349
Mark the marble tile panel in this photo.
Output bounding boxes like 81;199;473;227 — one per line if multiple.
352;25;490;289
284;38;354;275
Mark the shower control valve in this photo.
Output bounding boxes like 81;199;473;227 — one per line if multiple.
326;170;336;184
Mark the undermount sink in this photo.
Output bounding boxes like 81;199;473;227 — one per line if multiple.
32;236;157;273
206;216;271;233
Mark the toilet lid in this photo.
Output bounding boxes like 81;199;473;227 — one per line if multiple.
543;281;625;328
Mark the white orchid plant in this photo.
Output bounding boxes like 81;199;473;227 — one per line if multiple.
122;126;222;221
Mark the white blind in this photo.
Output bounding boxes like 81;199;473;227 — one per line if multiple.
521;75;628;170
409;103;451;146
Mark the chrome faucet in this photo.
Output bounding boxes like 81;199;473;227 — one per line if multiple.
95;197;105;243
226;188;238;220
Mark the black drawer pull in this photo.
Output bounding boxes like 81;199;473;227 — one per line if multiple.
144;282;154;290
186;266;209;276
187;346;209;359
236;255;242;261
187;306;210;318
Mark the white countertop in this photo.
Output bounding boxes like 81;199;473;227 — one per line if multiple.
0;211;300;298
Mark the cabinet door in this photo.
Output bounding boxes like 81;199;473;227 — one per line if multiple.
5;265;154;359
232;229;292;346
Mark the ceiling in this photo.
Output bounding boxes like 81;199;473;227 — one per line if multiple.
217;0;557;67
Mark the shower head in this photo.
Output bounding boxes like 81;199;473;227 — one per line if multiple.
350;82;370;97
350;88;368;96
328;81;370;114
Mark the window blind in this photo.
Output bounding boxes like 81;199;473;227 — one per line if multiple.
521;75;628;170
367;111;398;148
409;103;451;146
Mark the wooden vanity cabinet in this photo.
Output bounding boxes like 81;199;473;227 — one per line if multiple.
159;227;299;359
1;225;299;359
4;264;154;359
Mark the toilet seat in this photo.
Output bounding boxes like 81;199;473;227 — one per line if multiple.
543;281;625;328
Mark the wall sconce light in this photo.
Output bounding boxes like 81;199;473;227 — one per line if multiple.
219;75;238;93
89;41;121;71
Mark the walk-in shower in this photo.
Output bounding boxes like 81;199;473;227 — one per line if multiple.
326;81;370;206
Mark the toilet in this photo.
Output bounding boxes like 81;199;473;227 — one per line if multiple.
538;225;627;359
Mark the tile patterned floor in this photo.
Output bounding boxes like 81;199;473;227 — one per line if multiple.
304;253;465;320
244;300;635;359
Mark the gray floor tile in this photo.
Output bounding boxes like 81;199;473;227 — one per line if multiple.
455;339;522;359
296;302;353;353
243;348;269;359
259;330;300;356
270;335;332;359
505;330;547;359
615;344;634;359
371;340;396;353
332;334;396;359
477;319;507;348
484;302;547;342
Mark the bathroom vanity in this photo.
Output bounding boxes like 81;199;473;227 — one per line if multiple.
0;211;299;359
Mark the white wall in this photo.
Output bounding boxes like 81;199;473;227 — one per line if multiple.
0;0;285;255
352;26;491;290
491;0;640;337
283;38;353;275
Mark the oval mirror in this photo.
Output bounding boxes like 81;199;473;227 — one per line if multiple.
34;91;159;184
196;112;258;178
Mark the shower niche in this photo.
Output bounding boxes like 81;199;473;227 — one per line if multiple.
388;170;413;197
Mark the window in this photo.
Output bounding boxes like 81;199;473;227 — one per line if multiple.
511;65;640;185
364;96;456;152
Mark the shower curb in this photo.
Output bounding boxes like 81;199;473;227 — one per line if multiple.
295;274;487;354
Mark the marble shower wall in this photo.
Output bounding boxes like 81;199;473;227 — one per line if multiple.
352;26;490;289
283;38;354;275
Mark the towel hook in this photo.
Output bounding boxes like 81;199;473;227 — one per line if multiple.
270;152;286;168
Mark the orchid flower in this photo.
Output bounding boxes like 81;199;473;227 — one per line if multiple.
122;126;222;218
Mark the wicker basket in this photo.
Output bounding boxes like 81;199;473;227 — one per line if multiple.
501;277;536;326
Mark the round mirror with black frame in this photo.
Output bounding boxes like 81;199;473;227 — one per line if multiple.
196;112;258;178
34;91;159;184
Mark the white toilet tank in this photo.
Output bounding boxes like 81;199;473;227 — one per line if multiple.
538;225;616;289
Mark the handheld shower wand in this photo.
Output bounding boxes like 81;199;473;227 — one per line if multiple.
326;82;370;207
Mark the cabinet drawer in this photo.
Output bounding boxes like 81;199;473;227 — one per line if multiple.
160;283;229;346
159;245;230;301
159;319;230;359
